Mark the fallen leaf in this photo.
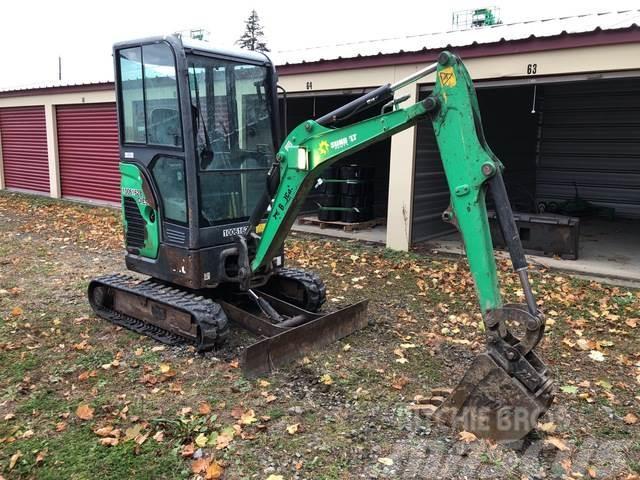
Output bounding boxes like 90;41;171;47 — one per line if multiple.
55;421;67;432
181;443;195;457
4;413;15;421
266;476;284;480
159;363;171;373
191;457;210;474
229;359;240;369
589;350;606;362
538;422;557;433
258;379;270;388
10;307;23;317
286;423;300;435
216;431;234;450
9;451;22;469
576;338;594;351
99;437;119;447
152;431;164;443
560;385;578;395
124;424;143;442
395;357;409;364
73;340;90;351
231;406;244;419
623;412;638;425
587;466;597;478
458;430;478;443
343;344;351;352
195;433;208;448
240;409;257;425
626;318;637;328
135;432;149;445
319;374;333;385
378;457;394;466
151;346;165;352
76;404;94;421
35;450;46;464
94;426;115;437
265;394;277;403
198;402;212;415
77;370;97;381
545;436;570;451
205;461;225;479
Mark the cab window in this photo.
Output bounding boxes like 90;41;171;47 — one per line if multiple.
117;42;182;148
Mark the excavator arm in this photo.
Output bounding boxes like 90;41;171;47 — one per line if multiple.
247;51;554;441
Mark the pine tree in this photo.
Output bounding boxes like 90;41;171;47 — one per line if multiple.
236;10;269;52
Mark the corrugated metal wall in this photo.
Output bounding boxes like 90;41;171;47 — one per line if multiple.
537;79;640;219
56;103;120;203
411;92;453;243
0;106;49;193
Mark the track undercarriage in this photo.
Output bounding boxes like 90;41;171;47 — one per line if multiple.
88;268;368;377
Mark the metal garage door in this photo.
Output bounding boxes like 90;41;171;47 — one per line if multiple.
411;94;453;244
0;106;49;193
56;103;120;203
537;78;640;219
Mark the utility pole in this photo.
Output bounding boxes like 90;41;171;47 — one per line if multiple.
58;56;62;81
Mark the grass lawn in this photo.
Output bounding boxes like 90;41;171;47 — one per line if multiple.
0;191;638;480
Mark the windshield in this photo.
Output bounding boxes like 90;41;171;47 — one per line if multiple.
188;56;275;226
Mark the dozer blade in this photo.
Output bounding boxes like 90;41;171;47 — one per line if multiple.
236;300;369;378
432;352;553;442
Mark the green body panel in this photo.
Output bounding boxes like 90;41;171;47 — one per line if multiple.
428;54;502;312
119;162;160;259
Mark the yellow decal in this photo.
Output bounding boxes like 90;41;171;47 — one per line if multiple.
318;140;330;156
256;223;266;234
438;66;456;88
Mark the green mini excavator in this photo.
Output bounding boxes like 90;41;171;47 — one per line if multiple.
89;35;553;441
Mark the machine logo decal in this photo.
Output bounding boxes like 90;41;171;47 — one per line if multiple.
318;140;330;155
439;66;457;87
319;134;358;157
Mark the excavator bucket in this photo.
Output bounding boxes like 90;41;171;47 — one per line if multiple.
431;352;554;442
221;292;369;377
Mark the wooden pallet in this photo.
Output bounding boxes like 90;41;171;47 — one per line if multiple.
298;215;386;232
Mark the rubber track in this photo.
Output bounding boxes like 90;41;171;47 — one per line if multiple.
88;274;229;351
267;268;327;312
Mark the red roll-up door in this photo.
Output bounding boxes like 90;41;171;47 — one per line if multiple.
0;106;49;193
56;103;120;203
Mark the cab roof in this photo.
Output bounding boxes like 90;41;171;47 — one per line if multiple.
113;35;272;66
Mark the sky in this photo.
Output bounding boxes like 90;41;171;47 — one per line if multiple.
1;0;638;89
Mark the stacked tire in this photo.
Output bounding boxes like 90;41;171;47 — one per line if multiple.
339;165;374;223
317;166;341;221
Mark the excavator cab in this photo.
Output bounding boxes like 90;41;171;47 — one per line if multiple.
90;35;369;375
113;36;281;290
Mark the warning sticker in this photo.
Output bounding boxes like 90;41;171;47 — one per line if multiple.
438;66;457;88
